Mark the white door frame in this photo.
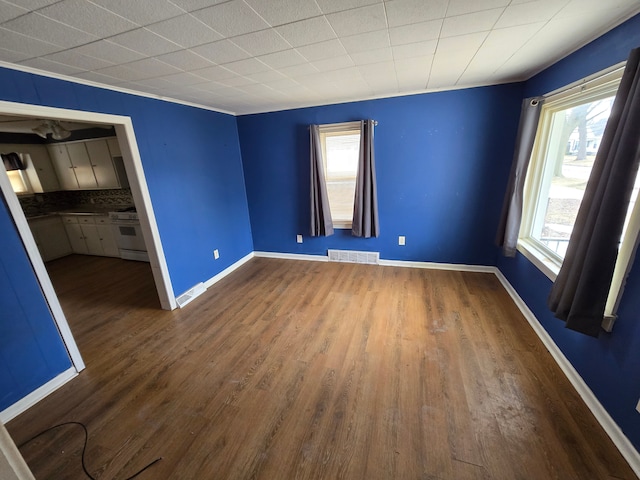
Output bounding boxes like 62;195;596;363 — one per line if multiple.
0;100;177;372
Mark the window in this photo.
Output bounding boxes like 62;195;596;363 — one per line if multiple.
318;122;360;228
4;154;32;194
519;67;640;320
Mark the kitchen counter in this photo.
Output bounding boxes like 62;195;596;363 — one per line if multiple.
26;204;134;219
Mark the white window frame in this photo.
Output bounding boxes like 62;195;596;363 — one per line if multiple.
5;154;33;195
318;121;361;229
518;65;640;328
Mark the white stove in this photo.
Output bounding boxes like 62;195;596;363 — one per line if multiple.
109;208;149;262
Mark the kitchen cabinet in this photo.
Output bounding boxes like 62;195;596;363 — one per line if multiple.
28;216;72;261
1;143;59;193
48;137;125;191
62;215;119;257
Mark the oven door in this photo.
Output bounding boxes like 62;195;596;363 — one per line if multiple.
112;221;146;252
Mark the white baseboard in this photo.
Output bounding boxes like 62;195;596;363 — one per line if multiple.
203;252;255;289
0;367;77;423
253;251;328;262
493;269;640;478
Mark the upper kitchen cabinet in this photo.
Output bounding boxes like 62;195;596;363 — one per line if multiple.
49;137;127;190
1;143;60;193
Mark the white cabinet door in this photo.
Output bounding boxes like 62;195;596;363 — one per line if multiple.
96;223;119;257
64;222;89;254
80;224;103;255
26;146;60;192
85;140;119;188
66;143;97;189
48;144;78;190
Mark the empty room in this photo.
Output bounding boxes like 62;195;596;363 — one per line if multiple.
2;1;640;479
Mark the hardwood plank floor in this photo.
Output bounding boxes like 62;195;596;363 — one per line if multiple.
7;255;636;479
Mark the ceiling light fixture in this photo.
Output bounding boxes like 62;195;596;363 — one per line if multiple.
31;120;71;140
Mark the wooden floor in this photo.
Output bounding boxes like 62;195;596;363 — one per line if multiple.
7;255;636;479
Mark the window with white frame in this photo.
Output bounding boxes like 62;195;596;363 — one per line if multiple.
519;67;640;321
318;122;360;228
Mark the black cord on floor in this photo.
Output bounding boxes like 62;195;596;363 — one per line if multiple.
17;421;162;480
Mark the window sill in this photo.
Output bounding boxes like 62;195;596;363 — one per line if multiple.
333;220;352;229
516;239;560;282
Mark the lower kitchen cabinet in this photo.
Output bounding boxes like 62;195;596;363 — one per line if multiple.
62;215;120;258
28;216;72;261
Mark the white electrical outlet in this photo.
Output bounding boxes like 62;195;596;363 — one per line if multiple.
213;249;219;259
296;234;303;243
636;399;640;414
398;236;405;246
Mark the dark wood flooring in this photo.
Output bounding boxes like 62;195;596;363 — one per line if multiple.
6;255;637;479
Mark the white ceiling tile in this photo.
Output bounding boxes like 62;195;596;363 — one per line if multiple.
92;64;144;81
350;47;393;65
296;39;347;61
311;55;355;71
160;71;210;85
275;16;336;47
41;50;114;70
90;0;184;25
243;0;322;26
122;58;183;79
392;40;437;60
0;27;62;57
6;0;58;8
191;0;270;37
191;65;238;81
394;55;433;72
146;14;222;48
388;19;442;45
191;39;251;64
326;4;387;36
230;29;291;56
315;0;381;14
0;1;28;22
72;70;123;84
265;77;301;91
446;0;510;17
557;0;638;17
236;83;276;96
495;1;568;29
38;0;137;37
436;32;488;54
71;40;145;64
244;69;285;83
2;12;97;48
278;62;319;77
0;46;30;62
340;30;390;54
258;49;307;68
441;8;504;38
155;50;213;70
215;75;256;87
385;0;448;27
168;0;228;12
223;57;271;75
19;57;84;75
109;28;182;56
397;75;427;91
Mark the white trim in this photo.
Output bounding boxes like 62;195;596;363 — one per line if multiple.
517;240;559;281
378;258;495;273
0;368;77;424
493;269;640;478
202;252;255;289
253;251;329;262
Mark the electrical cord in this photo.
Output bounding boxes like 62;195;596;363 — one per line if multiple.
17;421;162;480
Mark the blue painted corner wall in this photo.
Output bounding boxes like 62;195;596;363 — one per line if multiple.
0;69;253;411
498;14;640;450
237;84;524;266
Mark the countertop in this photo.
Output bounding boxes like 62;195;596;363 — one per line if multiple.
26;205;134;220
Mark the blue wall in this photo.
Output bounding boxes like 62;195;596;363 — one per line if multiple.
238;84;523;265
0;68;253;411
498;14;640;449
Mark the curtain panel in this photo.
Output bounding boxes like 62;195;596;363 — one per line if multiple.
496;97;544;256
548;47;640;337
352;119;379;238
310;124;334;237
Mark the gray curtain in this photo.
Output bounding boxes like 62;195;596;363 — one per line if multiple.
352;119;379;238
548;47;640;337
496;97;544;256
310;124;334;237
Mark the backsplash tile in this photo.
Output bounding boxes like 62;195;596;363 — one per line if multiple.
20;188;133;216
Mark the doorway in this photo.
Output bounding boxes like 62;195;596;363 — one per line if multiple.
0;101;176;375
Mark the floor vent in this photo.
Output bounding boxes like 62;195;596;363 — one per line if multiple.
176;282;206;308
328;249;380;265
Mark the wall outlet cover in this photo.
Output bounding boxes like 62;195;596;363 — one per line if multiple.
213;249;219;259
398;236;405;246
296;234;303;243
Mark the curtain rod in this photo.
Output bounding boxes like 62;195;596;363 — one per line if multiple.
543;61;626;98
308;120;378;130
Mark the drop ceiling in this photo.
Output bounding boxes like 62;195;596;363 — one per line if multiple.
0;0;638;116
